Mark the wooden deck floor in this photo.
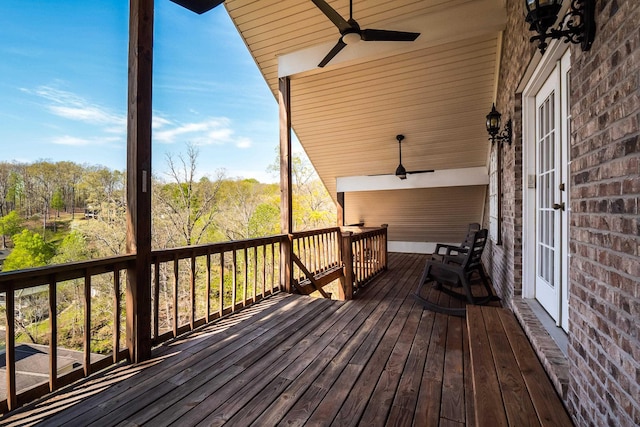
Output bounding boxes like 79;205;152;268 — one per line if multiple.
0;253;567;426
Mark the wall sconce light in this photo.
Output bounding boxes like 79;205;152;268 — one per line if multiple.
486;104;512;146
525;0;596;54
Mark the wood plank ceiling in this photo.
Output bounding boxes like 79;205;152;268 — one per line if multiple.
224;0;506;242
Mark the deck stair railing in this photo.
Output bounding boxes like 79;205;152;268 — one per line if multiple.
290;227;342;298
0;226;387;413
289;225;388;299
349;225;388;290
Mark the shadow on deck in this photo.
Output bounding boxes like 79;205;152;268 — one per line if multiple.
0;253;571;426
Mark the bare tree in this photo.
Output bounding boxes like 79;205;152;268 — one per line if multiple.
154;144;225;247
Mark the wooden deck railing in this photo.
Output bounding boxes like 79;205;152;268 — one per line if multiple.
0;255;135;412
0;226;387;413
350;226;388;290
150;235;286;344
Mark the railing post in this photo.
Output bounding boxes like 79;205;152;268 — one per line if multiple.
381;224;389;270
281;234;292;293
339;231;354;300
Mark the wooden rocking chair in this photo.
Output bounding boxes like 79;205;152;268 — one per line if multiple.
414;228;499;316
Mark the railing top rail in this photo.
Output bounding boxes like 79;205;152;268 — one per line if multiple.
0;254;136;292
0;234;288;292
291;227;341;239
347;226;388;241
151;234;287;261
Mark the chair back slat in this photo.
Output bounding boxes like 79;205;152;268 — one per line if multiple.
462;229;487;270
461;223;481;248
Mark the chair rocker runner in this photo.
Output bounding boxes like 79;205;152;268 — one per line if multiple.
414;228;499;316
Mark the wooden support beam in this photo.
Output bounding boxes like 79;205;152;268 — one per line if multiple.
279;76;292;293
125;0;153;363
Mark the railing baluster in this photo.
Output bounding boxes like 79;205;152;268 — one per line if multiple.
270;243;275;293
242;246;249;307
232;249;237;312
206;249;212;323
243;246;248;306
5;288;16;411
153;260;159;340
49;275;57;392
253;246;257;302
190;251;196;330
173;256;179;337
114;267;121;364
84;272;91;377
219;252;224;317
262;244;267;298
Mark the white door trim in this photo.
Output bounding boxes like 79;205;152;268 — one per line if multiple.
522;43;571;331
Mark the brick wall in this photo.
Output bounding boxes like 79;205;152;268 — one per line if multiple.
486;0;640;425
568;0;640;425
483;0;535;307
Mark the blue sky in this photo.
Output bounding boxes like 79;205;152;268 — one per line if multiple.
0;1;292;183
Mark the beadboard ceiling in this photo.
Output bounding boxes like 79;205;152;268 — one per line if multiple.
225;0;505;200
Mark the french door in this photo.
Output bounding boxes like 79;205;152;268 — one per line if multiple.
533;50;570;330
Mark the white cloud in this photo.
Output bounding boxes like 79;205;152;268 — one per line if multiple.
52;135;122;147
30;85;125;129
235;137;252;149
153;115;173;129
154;117;249;147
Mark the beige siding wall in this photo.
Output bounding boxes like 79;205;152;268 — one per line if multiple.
345;186;486;243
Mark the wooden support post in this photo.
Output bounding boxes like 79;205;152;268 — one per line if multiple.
125;0;153;363
337;192;345;226
339;231;354;300
279;76;293;293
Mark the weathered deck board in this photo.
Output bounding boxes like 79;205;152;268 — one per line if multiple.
468;305;573;427
0;253;573;427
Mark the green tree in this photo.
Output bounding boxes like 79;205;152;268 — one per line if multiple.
248;203;280;237
2;229;54;271
0;210;23;249
268;150;336;231
51;231;92;263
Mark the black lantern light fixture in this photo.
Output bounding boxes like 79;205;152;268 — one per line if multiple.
486;104;512;146
525;0;596;54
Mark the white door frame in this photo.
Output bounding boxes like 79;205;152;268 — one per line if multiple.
522;43;571;331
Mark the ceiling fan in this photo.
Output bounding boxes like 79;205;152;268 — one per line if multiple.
371;135;434;180
311;0;421;67
170;0;225;14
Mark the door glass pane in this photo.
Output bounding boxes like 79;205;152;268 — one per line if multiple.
537;93;556;286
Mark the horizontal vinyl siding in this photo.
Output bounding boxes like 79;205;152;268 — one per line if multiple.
344;185;486;243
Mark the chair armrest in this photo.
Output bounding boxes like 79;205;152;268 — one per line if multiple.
445;246;468;256
435;243;462;255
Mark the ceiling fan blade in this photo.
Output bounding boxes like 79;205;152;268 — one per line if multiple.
318;39;347;67
407;169;435;174
169;0;225;14
362;29;420;42
311;0;351;33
